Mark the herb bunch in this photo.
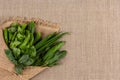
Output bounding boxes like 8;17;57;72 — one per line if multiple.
3;21;68;74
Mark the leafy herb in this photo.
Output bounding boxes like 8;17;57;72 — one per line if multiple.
15;64;24;74
19;55;29;64
5;49;17;65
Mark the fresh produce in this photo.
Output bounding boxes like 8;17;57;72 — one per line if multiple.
3;21;68;74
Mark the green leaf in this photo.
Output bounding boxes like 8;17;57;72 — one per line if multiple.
12;48;21;59
19;30;30;49
24;58;34;66
8;32;13;42
11;32;17;41
15;64;24;74
17;33;25;41
8;27;17;33
28;21;35;33
18;26;23;33
30;46;36;57
19;55;29;64
29;33;34;47
10;40;21;49
5;49;17;65
21;23;27;30
25;46;36;57
8;22;18;33
10;22;19;27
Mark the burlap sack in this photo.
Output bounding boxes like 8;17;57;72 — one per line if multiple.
0;17;60;80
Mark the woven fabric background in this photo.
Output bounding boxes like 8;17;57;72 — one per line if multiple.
0;0;120;80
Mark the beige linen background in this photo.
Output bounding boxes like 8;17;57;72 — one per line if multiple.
0;0;120;80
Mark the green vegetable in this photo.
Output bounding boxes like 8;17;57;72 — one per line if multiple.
12;48;21;59
17;33;25;41
25;46;36;57
34;32;41;44
8;23;18;33
36;32;68;53
38;41;65;58
24;58;34;66
19;30;30;49
45;41;65;51
11;32;17;41
8;32;13;42
10;40;21;49
47;50;67;66
29;33;34;46
28;21;35;33
5;49;17;65
8;27;17;33
35;32;56;50
3;28;9;44
30;46;36;57
19;55;29;64
21;23;27;30
15;64;24;74
10;22;19;27
18;26;23;33
43;41;65;61
33;58;42;66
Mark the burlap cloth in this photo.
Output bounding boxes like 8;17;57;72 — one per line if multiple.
0;0;120;80
0;17;59;80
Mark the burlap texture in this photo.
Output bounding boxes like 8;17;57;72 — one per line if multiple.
1;0;120;80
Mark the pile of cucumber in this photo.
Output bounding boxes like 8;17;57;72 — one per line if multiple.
3;21;68;74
